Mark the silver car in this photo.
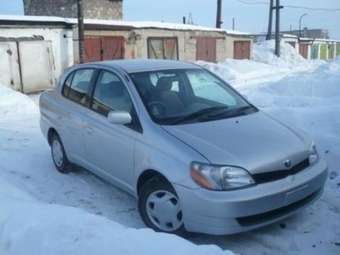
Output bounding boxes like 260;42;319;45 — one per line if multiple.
40;60;328;235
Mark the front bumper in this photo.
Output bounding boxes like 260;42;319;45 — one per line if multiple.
175;159;328;235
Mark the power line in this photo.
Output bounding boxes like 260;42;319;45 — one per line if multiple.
284;5;340;12
235;0;340;12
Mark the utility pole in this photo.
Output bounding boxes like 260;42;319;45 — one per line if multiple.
183;16;186;24
216;0;223;28
232;17;235;31
299;13;308;39
274;0;283;57
77;0;85;63
266;0;274;40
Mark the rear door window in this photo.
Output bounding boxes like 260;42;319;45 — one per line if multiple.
66;69;96;106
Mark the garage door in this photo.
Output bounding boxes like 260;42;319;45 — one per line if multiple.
84;36;125;63
84;37;101;62
233;41;251;59
19;40;55;93
196;37;217;62
299;44;309;59
0;42;21;91
311;45;319;60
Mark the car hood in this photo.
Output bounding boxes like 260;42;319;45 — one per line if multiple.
162;112;312;174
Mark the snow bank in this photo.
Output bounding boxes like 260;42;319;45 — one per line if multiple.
199;40;323;86
0;85;38;118
0;190;232;255
0;85;234;255
252;40;307;68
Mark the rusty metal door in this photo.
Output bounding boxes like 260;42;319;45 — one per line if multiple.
299;44;309;59
233;41;251;59
84;37;101;62
101;36;125;60
85;36;124;62
196;37;216;62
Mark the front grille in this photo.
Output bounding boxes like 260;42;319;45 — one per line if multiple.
237;188;321;227
253;158;310;184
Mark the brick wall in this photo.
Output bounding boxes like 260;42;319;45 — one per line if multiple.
23;0;123;20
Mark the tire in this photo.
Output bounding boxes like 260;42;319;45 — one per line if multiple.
50;133;71;174
138;177;185;235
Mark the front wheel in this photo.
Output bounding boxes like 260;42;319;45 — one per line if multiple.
138;177;185;234
51;133;71;174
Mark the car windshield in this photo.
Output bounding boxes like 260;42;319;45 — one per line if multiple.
130;68;257;125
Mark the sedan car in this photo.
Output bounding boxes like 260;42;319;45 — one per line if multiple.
40;59;328;235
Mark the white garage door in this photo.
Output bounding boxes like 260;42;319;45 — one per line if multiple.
19;40;55;93
0;42;21;91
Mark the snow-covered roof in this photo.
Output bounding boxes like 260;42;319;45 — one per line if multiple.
0;14;250;36
252;32;340;42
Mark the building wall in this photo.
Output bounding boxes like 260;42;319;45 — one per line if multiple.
0;25;74;83
23;0;123;20
83;27;253;63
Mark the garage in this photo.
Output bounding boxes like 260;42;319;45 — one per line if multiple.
233;41;251;59
84;36;125;62
0;38;55;93
299;43;309;59
311;44;319;59
196;37;217;62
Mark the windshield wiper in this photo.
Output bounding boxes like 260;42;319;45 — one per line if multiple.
171;106;229;124
207;105;257;119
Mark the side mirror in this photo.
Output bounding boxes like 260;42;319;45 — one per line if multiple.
107;111;132;125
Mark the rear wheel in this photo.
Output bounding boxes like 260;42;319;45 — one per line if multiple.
51;133;71;174
138;177;185;234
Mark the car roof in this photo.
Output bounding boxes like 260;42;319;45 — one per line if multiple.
87;59;202;74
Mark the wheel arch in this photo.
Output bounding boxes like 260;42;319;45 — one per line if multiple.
47;127;58;145
136;169;172;196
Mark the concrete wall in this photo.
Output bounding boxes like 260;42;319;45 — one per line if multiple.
23;0;123;20
84;27;252;62
0;25;74;84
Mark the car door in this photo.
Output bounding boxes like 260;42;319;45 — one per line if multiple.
58;68;98;165
83;70;140;193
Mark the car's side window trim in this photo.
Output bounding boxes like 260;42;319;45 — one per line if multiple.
62;72;75;98
88;69;143;133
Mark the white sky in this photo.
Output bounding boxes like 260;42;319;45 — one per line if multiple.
0;0;339;39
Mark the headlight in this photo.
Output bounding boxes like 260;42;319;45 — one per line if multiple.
190;162;255;191
309;143;319;165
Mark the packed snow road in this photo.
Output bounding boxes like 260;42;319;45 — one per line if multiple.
0;43;339;254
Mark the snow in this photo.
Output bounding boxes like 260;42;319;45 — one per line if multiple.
199;41;324;86
0;40;339;254
0;86;232;254
0;14;249;35
0;184;232;255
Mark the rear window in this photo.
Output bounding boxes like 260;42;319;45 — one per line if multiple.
63;69;96;106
